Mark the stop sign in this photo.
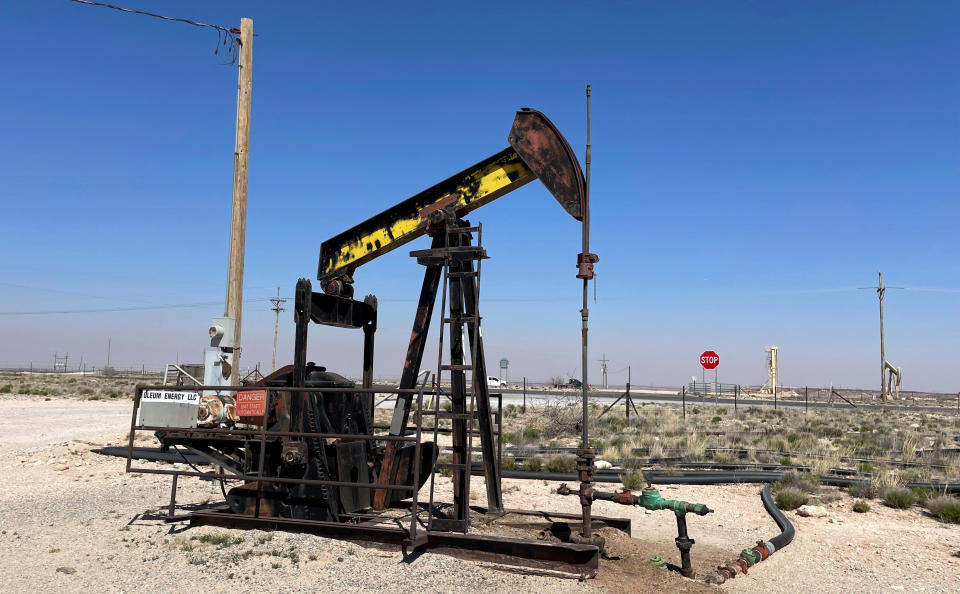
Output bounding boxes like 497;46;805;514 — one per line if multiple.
700;350;720;370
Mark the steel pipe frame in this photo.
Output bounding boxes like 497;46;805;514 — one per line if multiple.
127;384;628;577
128;384;427;541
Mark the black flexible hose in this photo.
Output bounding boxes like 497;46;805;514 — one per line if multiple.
761;483;794;550
97;447;960;494
493;469;960;493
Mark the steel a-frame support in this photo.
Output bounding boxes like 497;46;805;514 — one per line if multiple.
373;212;502;516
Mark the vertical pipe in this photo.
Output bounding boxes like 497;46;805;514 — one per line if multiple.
675;514;694;578
805;386;808;414
682;385;686;420
580;83;593;539
522;377;526;413
581;84;591;450
774;383;777;410
734;384;738;413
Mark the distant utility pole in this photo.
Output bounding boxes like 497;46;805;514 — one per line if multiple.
270;287;286;373
106;337;111;368
863;272;903;401
878;272;887;399
224;17;254;385
598;353;608;389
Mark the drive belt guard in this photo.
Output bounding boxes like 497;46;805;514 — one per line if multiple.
318;109;585;281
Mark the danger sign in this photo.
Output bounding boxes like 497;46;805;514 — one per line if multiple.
236;390;267;417
699;351;720;370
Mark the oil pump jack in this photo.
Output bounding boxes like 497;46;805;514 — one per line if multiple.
137;108;601;556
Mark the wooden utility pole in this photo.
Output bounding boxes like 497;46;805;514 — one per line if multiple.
224;18;253;384
270;287;286;373
877;271;886;400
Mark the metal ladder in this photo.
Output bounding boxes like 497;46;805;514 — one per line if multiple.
426;222;486;533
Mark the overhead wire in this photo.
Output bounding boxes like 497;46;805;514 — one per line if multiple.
0;298;274;316
63;0;242;63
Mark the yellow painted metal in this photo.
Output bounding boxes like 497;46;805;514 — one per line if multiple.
320;150;533;279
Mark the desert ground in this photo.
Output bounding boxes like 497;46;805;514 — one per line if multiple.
1;373;958;593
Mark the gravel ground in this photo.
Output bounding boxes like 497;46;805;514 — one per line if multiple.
1;396;958;593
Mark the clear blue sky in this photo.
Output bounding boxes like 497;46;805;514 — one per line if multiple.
1;1;957;392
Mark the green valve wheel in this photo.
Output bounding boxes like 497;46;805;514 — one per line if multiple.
650;556;667;569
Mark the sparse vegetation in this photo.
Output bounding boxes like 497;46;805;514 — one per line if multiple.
852;500;871;513
775;470;820;494
925;495;960;523
544;454;576;473
881;486;918;509
775;486;808;510
522;456;543;472
620;470;645;491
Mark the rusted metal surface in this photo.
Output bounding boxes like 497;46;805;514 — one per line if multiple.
508;108;585;221
475;507;631;536
375;237;444;510
197;394;237;426
187;510;600;577
675;514;695;578
128;382;613;578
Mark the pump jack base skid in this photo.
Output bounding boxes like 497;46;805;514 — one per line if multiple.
184;507;631;578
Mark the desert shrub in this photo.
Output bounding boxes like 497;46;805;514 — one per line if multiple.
857;462;874;473
852;500;871;513
881;486;917;509
775;486;808;511
711;416;721;424
925;495;960;524
846;482;872;498
541;404;579;439
780;456;793;466
521;426;540;441
544;454;577;473
504;404;518;417
522;456;543;472
775;470;820;494
500;455;517;471
910;486;938;506
436;454;453;478
0;384;12;393
621;471;645;491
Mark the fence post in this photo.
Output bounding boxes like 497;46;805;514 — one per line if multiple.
522;377;526;414
774;384;777;410
805;386;808;414
734;384;738;413
682;385;686;420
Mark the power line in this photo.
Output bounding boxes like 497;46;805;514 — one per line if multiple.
64;0;241;62
0;298;273;316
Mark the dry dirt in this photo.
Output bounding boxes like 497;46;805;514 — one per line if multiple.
1;396;958;593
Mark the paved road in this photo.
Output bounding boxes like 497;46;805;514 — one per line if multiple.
373;387;960;415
